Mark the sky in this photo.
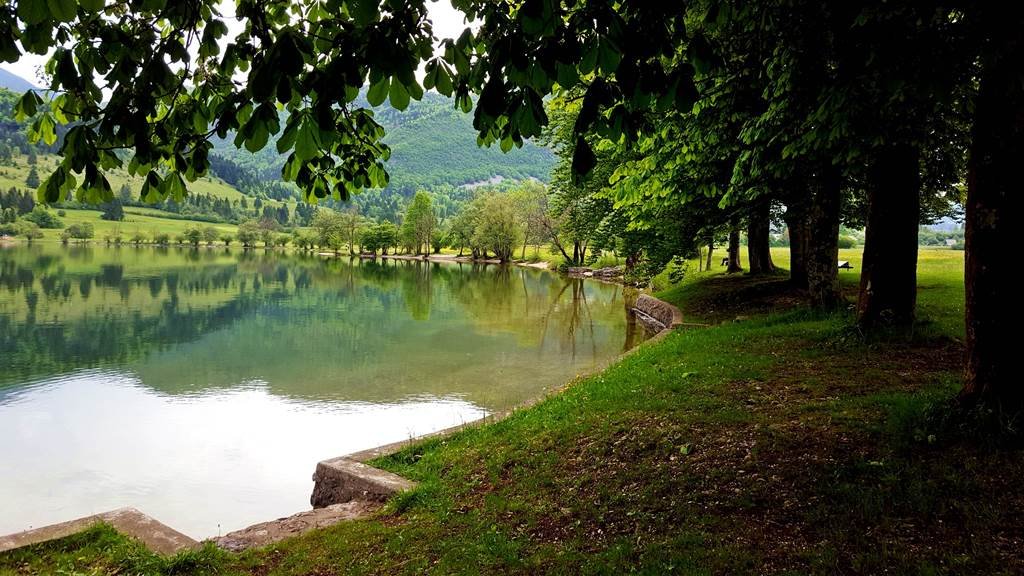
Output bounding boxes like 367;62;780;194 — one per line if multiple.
0;0;473;87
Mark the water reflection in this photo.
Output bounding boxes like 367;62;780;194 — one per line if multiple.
0;244;649;537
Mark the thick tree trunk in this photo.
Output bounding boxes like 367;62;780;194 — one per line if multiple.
858;144;920;329
727;224;743;273
747;200;775;275
804;166;842;309
705;240;714;271
959;16;1023;412
784;205;808;289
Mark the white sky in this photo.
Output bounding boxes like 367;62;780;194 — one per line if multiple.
0;0;472;88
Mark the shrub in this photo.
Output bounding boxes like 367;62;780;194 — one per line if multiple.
57;209;66;217
838;235;857;249
65;222;95;241
668;256;688;285
23;207;63;229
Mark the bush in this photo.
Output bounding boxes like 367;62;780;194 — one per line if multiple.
21;222;43;242
23;207;63;229
668;256;688;285
951;241;965;251
65;222;95;241
837;235;857;249
57;209;66;217
152;232;170;245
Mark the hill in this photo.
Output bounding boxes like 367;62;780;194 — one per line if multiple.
0;68;37;93
209;91;555;220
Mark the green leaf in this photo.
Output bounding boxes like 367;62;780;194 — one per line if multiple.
571;136;596;181
367;76;389;107
14;91;41;121
37;114;57;146
389;79;410;110
347;0;380;26
18;0;50;24
295;118;321;161
46;0;77;22
80;0;105;12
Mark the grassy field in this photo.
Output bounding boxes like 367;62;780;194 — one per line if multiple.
24;207;241;242
0;154;289;212
4;247;1015;575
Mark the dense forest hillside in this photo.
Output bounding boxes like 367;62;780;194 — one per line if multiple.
209;91;555;220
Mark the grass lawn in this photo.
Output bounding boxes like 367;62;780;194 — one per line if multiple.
3;245;1016;575
29;207;240;242
0;154;284;207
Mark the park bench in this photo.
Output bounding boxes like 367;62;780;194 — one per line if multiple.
838;260;853;269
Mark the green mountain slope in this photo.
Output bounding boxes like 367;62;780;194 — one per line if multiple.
209;91;554;198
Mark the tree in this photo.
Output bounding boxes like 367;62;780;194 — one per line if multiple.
237;220;262;248
100;200;124;221
23;207;62;229
117;183;133;204
509;180;548;259
339;207;363;255
472;193;522;262
401;191;436;255
221;234;234;246
311;210;346;253
20;222;42;243
25;166;39;188
202;226;220;246
64;222;94;242
957;5;1024;413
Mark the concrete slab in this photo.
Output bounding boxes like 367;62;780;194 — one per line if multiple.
311;457;417;508
0;507;199;556
210;501;380;552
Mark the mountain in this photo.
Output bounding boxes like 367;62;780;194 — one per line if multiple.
0;68;38;93
209;92;555;219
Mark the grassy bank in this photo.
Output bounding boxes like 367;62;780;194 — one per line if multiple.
4;249;1018;575
20;207;241;242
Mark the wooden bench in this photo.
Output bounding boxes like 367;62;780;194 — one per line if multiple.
838;260;853;270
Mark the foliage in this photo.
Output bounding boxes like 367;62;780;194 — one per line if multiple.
183;226;203;247
236;220;262;248
22;206;62;229
99;199;123;221
471;193;521;261
400;191;436;255
62;221;94;242
24;165;38;188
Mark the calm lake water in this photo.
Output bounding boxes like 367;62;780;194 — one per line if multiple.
0;244;647;538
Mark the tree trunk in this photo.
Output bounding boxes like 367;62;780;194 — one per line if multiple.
727;225;742;273
747;200;775;274
705;240;714;270
804;166;842;309
784;205;808;289
959;14;1023;412
858;144;920;329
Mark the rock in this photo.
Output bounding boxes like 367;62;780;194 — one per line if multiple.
210;501;379;552
632;294;683;333
592;266;625;279
566;267;592;277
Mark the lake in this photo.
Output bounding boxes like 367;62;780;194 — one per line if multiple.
0;244;648;538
